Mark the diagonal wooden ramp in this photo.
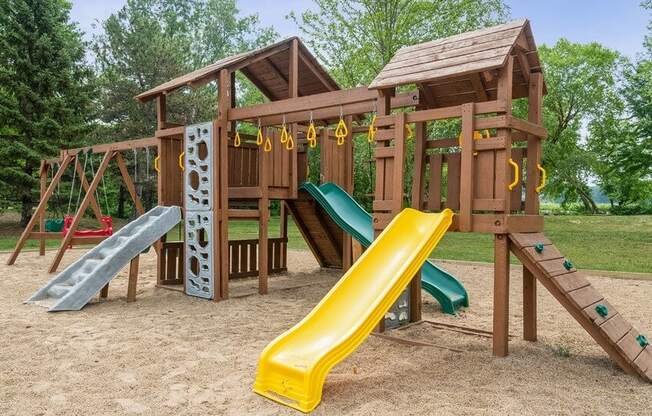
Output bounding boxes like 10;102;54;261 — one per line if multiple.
509;233;652;382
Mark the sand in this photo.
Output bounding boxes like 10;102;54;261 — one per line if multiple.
1;248;651;415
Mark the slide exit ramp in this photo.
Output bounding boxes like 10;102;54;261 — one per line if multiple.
254;208;453;412
299;182;469;314
26;206;181;312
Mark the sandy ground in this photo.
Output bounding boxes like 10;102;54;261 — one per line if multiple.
1;248;651;416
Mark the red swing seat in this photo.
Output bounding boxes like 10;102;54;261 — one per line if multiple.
62;215;113;238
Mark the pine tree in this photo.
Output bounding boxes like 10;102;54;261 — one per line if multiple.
0;0;95;226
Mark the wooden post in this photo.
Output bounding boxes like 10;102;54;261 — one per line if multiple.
7;154;73;266
459;103;475;232
127;256;140;302
523;72;544;341
216;69;231;300
100;284;109;299
493;234;510;356
288;38;299;199
39;161;47;256
373;87;394;333
115;152;145;216
341;115;354;270
49;152;113;273
493;55;514;356
258;128;270;295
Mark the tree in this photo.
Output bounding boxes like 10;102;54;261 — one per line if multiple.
0;0;96;226
537;40;624;213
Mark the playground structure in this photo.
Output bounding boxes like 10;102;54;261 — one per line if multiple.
8;18;651;412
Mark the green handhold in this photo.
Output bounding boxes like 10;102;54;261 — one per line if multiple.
637;335;649;348
534;243;544;253
563;259;573;270
595;304;609;318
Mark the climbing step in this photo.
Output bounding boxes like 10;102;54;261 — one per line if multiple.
509;232;652;383
26;206;182;312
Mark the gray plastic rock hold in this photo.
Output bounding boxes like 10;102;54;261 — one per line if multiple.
184;211;213;299
26;205;182;312
184;123;213;211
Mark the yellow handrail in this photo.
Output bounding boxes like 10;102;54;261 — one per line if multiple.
178;152;185;171
536;164;547;193
154;155;160;173
405;123;414;140
508;158;519;190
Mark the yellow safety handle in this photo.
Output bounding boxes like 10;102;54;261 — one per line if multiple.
335;118;348;146
406;123;414;140
508;158;519;191
286;134;295;150
307;122;317;148
536;164;547;193
264;136;272;152
154;155;160;173
280;125;289;144
256;127;263;146
234;132;241;147
367;114;377;143
178;152;185;171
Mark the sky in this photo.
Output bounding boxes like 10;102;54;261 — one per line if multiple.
71;0;650;58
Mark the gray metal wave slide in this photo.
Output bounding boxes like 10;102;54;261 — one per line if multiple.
299;182;469;314
26;206;182;312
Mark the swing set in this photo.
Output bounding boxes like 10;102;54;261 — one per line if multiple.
6;137;157;273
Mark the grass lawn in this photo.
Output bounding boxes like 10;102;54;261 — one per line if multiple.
2;212;650;274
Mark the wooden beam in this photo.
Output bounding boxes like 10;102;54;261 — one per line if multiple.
156;95;166;130
417;83;436;108
48;152;113;273
299;49;337;91
459;103;475;231
7;154;73;265
470;73;489;101
216;69;231;300
74;157;105;223
240;66;277;101
115;152;145;216
127;256;139;302
91;137;158;154
516;51;531;83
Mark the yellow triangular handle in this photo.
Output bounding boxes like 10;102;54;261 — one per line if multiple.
367;114;377;143
335;118;348;146
256;128;263;146
307;122;317;148
264;136;272;152
286;134;295;150
234;132;241;147
406;123;414;139
280;125;289;144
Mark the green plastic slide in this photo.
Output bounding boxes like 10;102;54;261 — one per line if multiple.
300;182;469;314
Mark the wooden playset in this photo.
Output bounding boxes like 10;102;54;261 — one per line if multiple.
8;19;651;408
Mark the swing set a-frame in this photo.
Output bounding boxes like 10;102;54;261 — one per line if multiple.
6;137;157;274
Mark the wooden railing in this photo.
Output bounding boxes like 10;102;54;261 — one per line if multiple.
229;237;287;278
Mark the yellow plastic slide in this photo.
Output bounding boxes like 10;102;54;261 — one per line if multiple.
253;208;453;412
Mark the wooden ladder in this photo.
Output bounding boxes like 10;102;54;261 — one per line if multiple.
509;232;652;382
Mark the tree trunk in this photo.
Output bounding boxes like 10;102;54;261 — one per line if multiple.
578;188;599;214
20;161;35;227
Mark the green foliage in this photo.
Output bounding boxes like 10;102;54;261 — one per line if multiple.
289;0;509;87
0;0;96;225
537;40;625;213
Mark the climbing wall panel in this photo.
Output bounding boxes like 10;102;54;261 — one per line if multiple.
184;123;213;211
185;211;213;298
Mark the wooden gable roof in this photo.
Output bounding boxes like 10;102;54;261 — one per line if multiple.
136;37;340;102
369;19;544;106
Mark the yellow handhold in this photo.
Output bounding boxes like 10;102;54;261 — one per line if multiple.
256;128;264;146
153;155;160;173
307;122;317;148
536;164;547;193
234;132;241;147
281;125;289;144
178;152;185;171
335;118;348;146
253;208;453;413
406;123;414;139
367;114;377;143
508;158;520;191
264;136;272;152
286;134;295;151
